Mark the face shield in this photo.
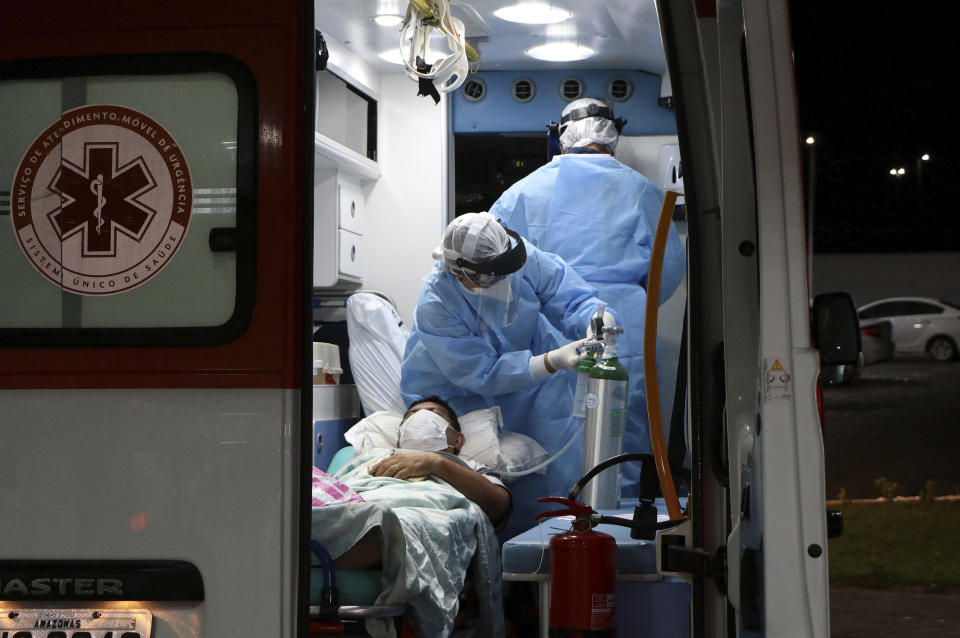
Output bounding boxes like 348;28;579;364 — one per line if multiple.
558;97;627;152
434;212;526;325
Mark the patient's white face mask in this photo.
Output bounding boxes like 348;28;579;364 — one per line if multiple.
398;409;452;452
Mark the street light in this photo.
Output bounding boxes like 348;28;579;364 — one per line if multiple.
916;153;930;209
916;153;930;182
804;135;816;286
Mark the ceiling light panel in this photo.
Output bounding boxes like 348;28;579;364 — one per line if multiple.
525;42;594;62
373;14;403;26
494;2;572;25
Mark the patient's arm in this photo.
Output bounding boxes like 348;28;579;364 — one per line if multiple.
333;527;382;569
369;451;511;525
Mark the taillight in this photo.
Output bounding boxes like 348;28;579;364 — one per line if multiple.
860;326;882;337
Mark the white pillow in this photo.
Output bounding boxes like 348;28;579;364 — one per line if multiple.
343;410;402;453
458;406;503;470
497;431;550;475
341;406;548;480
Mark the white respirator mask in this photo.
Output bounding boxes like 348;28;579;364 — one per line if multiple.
398;409;453;452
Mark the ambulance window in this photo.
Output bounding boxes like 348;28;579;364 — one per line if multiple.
0;55;255;346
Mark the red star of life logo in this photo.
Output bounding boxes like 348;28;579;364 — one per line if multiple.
47;142;157;257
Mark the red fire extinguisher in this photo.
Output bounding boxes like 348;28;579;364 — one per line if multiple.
536;497;617;637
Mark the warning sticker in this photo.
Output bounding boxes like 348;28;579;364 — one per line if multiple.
764;358;792;401
590;593;616;630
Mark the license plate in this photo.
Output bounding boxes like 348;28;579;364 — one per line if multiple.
0;608;152;637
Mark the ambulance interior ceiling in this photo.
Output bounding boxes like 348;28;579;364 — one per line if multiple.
313;0;678;183
311;0;680;327
314;0;667;74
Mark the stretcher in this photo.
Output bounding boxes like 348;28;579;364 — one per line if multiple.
308;292;511;637
309;447;505;638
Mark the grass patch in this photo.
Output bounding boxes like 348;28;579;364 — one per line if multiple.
829;500;960;592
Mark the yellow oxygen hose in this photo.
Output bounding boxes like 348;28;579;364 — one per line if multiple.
643;190;685;521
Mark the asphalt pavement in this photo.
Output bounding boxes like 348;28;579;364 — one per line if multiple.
823;358;960;637
831;586;960;637
822;358;960;500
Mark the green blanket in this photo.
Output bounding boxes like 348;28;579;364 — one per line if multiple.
311;448;503;638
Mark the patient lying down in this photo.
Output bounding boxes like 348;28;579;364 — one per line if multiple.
333;396;512;569
312;397;510;637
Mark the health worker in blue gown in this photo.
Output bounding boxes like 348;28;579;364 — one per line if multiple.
400;212;613;540
489;97;687;498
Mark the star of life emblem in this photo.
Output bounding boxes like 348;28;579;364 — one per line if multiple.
10;104;192;295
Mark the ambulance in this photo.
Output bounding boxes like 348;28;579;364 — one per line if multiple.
0;1;853;636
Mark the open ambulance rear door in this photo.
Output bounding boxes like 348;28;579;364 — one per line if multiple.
659;0;831;635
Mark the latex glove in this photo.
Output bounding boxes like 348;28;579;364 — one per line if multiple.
546;338;589;373
586;311;616;339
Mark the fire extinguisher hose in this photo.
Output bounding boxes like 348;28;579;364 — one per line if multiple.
644;190;685;521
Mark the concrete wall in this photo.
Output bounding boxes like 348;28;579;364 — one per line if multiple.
812;252;960;308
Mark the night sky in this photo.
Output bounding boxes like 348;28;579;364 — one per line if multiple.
789;3;960;252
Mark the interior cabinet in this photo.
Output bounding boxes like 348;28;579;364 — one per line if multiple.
313;135;378;288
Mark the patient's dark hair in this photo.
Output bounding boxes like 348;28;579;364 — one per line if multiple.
406;395;461;432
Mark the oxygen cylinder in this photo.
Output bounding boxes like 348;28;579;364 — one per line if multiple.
572;339;601;418
573;308;607;418
581;326;628;510
538;499;617;637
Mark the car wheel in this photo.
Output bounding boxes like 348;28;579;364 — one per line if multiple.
927;336;957;362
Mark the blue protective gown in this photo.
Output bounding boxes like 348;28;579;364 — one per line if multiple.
489;153;686;496
401;239;608;540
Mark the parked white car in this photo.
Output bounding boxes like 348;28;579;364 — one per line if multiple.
857;297;960;361
859;319;895;365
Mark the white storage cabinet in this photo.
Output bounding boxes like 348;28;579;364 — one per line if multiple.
314;166;366;286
